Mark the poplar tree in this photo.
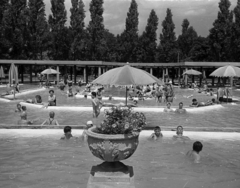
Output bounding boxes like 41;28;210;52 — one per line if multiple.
2;0;28;59
87;0;105;60
232;0;240;61
70;0;86;60
178;19;198;61
158;8;178;62
0;0;9;58
48;0;69;60
28;0;49;60
208;0;233;61
140;9;158;62
120;0;139;62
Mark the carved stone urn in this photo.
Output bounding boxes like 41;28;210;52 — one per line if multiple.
85;127;139;162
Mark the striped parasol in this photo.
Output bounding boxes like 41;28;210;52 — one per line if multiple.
9;63;19;85
0;66;5;78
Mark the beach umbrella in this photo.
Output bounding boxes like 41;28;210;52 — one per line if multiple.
183;69;202;75
9;63;18;85
92;63;160;105
210;65;240;77
8;63;19;99
41;68;60;75
0;66;5;78
210;65;240;102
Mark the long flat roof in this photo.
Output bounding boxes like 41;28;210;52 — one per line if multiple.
0;60;239;67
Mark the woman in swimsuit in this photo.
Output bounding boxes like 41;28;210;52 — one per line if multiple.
41;111;59;126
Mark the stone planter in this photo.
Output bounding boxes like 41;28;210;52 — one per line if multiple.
85;127;139;162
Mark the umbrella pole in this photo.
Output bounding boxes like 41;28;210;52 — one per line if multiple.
125;87;128;106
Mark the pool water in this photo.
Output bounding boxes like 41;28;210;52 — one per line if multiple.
1;86;240;128
0;130;240;188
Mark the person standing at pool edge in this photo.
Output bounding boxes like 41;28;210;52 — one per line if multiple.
91;92;102;118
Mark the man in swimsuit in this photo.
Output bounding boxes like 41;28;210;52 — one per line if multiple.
149;126;163;141
60;126;73;140
91;92;102;118
175;102;187;113
41;111;59;126
163;102;174;112
186;141;203;163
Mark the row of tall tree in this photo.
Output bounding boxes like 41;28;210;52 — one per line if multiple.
0;0;240;62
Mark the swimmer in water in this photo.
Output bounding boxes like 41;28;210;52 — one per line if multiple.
163;102;174;112
15;103;22;112
60;126;73;140
186;141;203;163
18;106;34;125
172;125;190;141
149;126;163;140
175;102;187;114
81;121;93;141
41;111;59;126
190;98;215;107
26;95;43;104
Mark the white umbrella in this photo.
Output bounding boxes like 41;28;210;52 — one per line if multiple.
183;69;202;75
0;66;5;78
41;68;60;75
8;63;19;99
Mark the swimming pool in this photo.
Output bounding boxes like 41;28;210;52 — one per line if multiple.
0;130;240;188
0;86;240;128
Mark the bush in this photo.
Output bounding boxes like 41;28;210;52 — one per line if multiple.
95;107;146;135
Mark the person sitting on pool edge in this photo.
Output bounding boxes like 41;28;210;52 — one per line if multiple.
91;91;103;118
15;103;22;112
186;141;203;163
48;90;56;106
60;126;73;140
163;102;174;112
81;121;94;141
149;126;163;141
41;111;59;126
175;102;187;114
172;125;190;141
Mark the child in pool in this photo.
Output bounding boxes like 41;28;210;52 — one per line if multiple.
186;141;203;163
18;106;34;125
81;121;93;141
48;90;56;106
60;126;73;140
172;125;190;141
149;126;163;140
67;87;74;97
15;103;22;112
163;102;174;112
41;111;59;126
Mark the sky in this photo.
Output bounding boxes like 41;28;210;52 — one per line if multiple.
44;0;238;38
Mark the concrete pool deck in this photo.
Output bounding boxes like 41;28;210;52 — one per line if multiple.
0;129;240;141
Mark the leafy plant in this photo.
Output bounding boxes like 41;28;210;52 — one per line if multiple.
95;107;146;136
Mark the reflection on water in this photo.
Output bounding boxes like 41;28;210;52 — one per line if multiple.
0;134;240;188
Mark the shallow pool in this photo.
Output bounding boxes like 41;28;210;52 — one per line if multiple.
0;130;240;188
1;86;240;128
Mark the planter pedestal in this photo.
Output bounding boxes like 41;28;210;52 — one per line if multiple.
87;162;135;188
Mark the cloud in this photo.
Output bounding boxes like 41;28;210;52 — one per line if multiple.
184;9;206;16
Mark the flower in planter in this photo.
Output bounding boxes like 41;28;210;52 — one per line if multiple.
95;107;146;135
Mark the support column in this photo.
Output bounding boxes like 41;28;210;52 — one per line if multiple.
98;67;101;77
70;66;73;80
162;68;165;82
74;65;77;84
29;65;32;83
84;67;87;83
185;68;188;86
212;68;215;87
21;65;24;83
150;68;153;75
56;66;59;84
200;67;203;86
166;68;168;76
